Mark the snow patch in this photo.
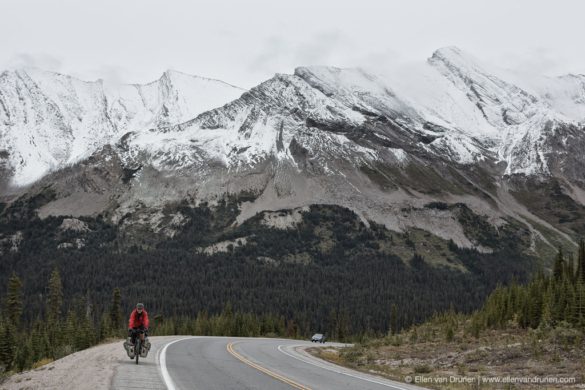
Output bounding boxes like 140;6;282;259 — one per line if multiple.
197;237;248;255
261;207;309;230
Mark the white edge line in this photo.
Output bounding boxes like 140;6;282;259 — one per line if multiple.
159;337;196;390
277;344;419;390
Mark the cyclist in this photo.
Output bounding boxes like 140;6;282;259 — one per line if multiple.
128;303;149;346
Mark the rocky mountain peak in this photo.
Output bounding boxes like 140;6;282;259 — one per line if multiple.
2;48;585;263
0;68;245;187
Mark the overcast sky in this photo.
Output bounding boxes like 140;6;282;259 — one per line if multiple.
0;0;583;88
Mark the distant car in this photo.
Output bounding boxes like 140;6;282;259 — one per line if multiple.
311;333;326;343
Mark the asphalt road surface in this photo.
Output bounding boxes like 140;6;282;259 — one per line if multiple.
158;336;426;390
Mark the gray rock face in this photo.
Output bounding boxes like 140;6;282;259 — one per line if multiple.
2;47;585;254
0;68;245;188
59;218;89;232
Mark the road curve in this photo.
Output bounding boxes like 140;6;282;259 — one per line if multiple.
161;337;427;390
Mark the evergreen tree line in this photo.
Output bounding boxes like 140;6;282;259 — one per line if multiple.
0;269;341;375
0;203;533;344
471;240;585;335
0;201;538;375
1;201;534;337
0;269;113;374
3;244;520;342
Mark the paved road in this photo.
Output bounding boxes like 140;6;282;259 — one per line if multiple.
112;336;178;389
160;337;427;390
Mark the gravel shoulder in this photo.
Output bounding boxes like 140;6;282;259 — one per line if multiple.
0;336;181;390
1;339;122;390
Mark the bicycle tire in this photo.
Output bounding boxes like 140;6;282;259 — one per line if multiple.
135;338;141;364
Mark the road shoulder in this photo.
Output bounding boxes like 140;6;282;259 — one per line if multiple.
0;336;184;390
0;339;122;390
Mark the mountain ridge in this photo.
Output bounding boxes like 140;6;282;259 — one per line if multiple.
0;67;245;187
1;47;584;263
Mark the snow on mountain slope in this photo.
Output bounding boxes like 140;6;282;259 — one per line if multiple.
119;72;372;174
121;47;584;178
495;70;585;123
105;46;585;189
294;64;494;165
2;46;584;194
429;47;542;128
7;47;584;255
538;74;585;122
0;68;244;187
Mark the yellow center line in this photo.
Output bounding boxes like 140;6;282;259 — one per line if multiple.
226;341;312;390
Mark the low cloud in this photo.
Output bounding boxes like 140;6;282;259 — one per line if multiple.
83;64;133;85
248;31;403;78
498;47;570;77
6;53;63;72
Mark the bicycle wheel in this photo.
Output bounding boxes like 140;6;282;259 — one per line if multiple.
135;338;141;364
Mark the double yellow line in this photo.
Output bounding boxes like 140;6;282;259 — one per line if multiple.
226;342;312;390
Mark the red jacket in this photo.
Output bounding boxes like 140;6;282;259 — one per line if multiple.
128;309;149;329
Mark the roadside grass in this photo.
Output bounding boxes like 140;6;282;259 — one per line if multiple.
0;338;124;382
31;358;54;369
308;315;585;389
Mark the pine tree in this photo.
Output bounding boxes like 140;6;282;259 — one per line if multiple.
76;314;95;350
48;269;63;324
194;310;210;336
109;288;122;335
567;253;575;282
528;281;543;328
540;281;554;327
389;304;399;335
99;313;111;341
4;273;23;327
47;269;64;356
14;339;32;372
563;286;574;324
220;303;234;336
276;316;286;336
245;313;260;337
64;309;78;348
577;239;585;283
469;313;482;338
327;309;338;340
30;319;48;362
337;309;350;342
553;247;565;280
0;324;15;371
572;281;585;329
554;278;570;324
260;314;271;335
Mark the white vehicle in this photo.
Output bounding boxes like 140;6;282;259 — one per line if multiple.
311;333;326;343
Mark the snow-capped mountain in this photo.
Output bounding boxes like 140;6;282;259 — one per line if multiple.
2;47;585;256
0;68;245;186
108;47;585;190
118;47;585;178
